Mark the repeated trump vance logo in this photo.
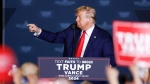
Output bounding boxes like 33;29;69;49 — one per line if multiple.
134;0;150;7
55;0;76;6
98;0;111;7
38;57;110;80
20;0;33;6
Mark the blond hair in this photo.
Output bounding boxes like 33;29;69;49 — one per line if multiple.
76;6;96;23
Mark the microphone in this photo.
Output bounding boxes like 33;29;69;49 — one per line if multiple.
72;24;76;57
72;24;76;30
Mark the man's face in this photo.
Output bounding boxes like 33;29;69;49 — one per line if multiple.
76;11;90;30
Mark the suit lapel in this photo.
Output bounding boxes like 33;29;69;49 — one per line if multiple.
83;26;98;57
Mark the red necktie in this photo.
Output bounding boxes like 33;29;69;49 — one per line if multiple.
75;31;86;58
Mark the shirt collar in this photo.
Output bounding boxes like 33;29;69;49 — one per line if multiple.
81;25;95;37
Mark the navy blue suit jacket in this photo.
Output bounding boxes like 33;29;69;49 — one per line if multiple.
37;23;116;84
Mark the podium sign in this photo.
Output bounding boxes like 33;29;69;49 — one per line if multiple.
113;20;150;67
38;57;109;80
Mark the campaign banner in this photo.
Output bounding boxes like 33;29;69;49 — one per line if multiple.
113;20;150;67
38;57;110;80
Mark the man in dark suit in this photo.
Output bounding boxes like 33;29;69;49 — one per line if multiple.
27;6;116;84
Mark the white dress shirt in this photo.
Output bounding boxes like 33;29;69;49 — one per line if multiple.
80;25;95;57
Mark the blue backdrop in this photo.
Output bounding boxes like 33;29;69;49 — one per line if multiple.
4;0;150;66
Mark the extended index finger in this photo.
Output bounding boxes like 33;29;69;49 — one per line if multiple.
26;24;34;26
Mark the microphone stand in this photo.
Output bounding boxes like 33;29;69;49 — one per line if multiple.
72;24;76;57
